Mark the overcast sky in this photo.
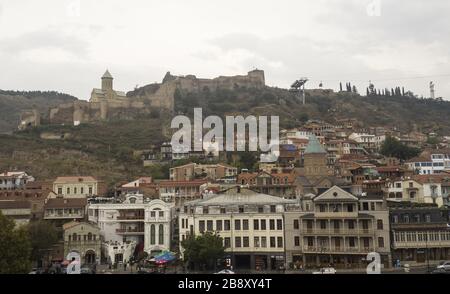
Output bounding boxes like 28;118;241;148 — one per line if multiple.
0;0;449;100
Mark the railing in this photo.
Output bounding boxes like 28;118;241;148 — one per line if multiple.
116;215;144;220
116;228;144;234
302;246;375;253
303;228;374;235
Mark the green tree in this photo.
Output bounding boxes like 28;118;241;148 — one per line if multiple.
181;232;225;271
380;136;420;160
0;212;32;274
27;221;59;264
238;152;258;171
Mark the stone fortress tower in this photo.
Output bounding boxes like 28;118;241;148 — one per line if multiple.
19;69;266;129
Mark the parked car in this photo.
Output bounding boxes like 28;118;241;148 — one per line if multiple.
431;268;450;274
436;261;450;271
312;267;336;274
214;269;235;274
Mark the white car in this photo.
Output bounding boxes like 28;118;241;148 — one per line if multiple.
215;269;235;274
437;261;450;270
312;267;336;274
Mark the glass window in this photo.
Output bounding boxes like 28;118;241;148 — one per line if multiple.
234;219;241;230
207;220;213;231
235;237;241;248
243;237;249;247
216;220;223;231
254;219;259;230
270;237;276;248
224;220;230;231
243;219;249;230
261;237;267;248
277;237;283;248
224;237;231;248
261;219;267;230
277;219;283;230
270;220;275;230
293;219;299;230
294;236;300;247
254;237;260;248
199;220;205;233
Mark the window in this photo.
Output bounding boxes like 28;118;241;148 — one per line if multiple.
89;187;93;195
307;237;314;247
378;237;384;248
220;208;226;214
261;219;267;230
425;214;431;223
403;215;410;223
243;219;249;230
74;187;77;194
270;237;276;248
362;203;369;211
377;220;383;230
216;220;223;231
293;219;299;230
254;219;259;230
294;236;300;247
392;215;398;223
207;220;213;231
254;237;260;248
277;219;283;230
370;203;375;211
243;237;249;247
270;205;276;213
320;220;327;230
258;206;264;213
348;220;355;230
224;237;231;248
158;224;164;244
347;204;354;212
349;237;355;247
234;219;241;230
239;206;244;213
277;237;283;248
150;225;155;245
67;187;70;194
319;204;326;212
159;211;164;218
235;237;242;248
199;220;205;233
203;206;209;214
261;237;267;248
224;220;231;231
58;187;62;194
151;211;156;218
269;220;275;230
81;187;84;194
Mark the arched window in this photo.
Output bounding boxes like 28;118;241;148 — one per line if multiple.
72;233;77;241
150;225;156;245
158;224;164;245
87;232;92;241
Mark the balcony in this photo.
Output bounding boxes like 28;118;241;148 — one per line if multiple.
302;246;375;254
116;215;144;221
303;228;374;235
116;228;144;235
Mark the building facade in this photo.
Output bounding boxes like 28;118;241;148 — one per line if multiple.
179;187;298;270
63;221;101;265
285;186;391;269
52;176;105;198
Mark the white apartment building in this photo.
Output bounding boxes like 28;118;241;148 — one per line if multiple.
179;187;298;270
406;151;450;175
88;194;172;263
348;133;377;153
0;172;35;190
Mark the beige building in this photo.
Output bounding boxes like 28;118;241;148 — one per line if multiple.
63;221;101;265
52;176;104;198
90;70;128;103
179;187;298;270
170;163;238;182
285;186;391;269
0;200;31;227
